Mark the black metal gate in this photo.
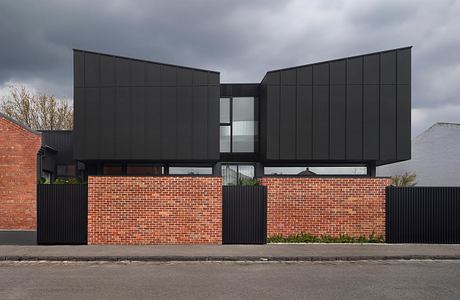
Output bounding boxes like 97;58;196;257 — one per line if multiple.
222;186;267;244
386;186;460;243
37;184;88;245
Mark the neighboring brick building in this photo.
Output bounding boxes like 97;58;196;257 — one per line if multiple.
260;177;391;238
88;176;222;245
0;113;41;230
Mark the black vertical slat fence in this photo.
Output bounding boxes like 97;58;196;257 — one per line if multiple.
37;184;88;245
222;186;267;244
386;187;460;243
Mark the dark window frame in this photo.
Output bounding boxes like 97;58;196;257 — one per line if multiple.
221;163;256;185
219;97;258;154
262;163;370;177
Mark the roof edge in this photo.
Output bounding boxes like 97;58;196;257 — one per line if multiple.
263;46;413;76
0;112;41;136
73;48;220;74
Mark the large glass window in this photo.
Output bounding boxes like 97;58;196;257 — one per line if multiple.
169;167;213;175
220;97;230;124
219;97;257;153
232;97;256;152
220;126;231;153
126;164;163;175
264;166;367;176
222;164;255;185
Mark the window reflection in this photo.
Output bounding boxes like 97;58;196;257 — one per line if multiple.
169;167;213;175
264;166;367;175
232;97;256;152
220;126;231;152
220;98;230;123
222;164;255;185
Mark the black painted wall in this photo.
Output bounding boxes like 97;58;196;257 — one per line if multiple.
259;47;411;165
74;50;220;161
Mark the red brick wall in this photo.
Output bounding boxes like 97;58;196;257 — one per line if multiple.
0;115;41;230
260;177;391;238
88;176;222;245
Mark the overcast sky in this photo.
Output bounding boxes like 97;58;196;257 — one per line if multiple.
0;0;459;136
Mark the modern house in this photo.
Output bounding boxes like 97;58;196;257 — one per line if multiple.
1;46;412;245
39;46;411;183
378;122;460;186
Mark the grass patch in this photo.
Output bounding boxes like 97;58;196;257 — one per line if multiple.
267;232;384;243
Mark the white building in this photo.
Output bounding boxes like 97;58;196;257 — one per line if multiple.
378;123;460;186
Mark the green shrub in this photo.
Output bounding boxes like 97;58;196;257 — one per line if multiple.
39;177;50;184
53;177;82;184
267;232;384;243
238;178;259;186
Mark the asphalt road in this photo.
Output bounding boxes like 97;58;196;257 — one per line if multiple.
1;260;459;299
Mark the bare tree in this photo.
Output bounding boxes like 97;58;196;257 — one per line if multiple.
1;85;73;130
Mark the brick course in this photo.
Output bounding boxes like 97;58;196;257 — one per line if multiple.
0;115;41;230
88;176;222;245
259;177;390;238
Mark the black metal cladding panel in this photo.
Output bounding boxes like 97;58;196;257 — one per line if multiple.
266;85;280;159
259;47;411;163
329;85;346;159
297;65;313;85
280;69;296;85
279;86;296;159
346;85;363;159
73;50;220;161
330;60;346;85
37;184;88;245
363;85;379;159
347;57;363;84
363;54;380;84
220;84;259;97
40;131;74;164
397;48;411;84
312;85;329;159
397;84;411;160
313;63;329;85
296;85;312;159
386;187;460;243
380;85;397;160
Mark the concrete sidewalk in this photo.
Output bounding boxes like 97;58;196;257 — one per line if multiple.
1;244;460;262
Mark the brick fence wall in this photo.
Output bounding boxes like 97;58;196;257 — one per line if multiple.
0;115;41;230
88;176;222;245
259;177;391;238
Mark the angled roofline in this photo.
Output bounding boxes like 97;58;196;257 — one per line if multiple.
260;46;412;83
0;112;41;136
73;49;220;74
415;122;460;139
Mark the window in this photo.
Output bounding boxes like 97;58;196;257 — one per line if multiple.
219;97;257;153
103;164;123;175
220;97;230;123
232;97;256;152
169;167;213;175
264;167;308;175
309;166;367;175
222;164;255;185
220;126;231;152
56;164;76;177
264;166;367;176
126;164;163;175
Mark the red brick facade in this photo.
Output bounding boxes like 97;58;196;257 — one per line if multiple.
0;115;41;230
259;177;390;238
88;176;222;245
